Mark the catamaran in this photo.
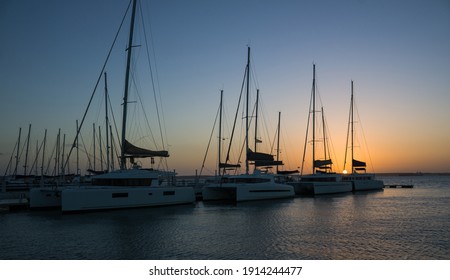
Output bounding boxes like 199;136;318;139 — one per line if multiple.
60;0;194;213
289;64;352;195
341;81;384;191
202;47;295;202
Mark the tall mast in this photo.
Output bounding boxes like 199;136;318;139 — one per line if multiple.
312;64;316;174
76;120;79;176
276;111;281;174
23;124;31;176
321;107;327;162
104;72;110;172
41;129;47;177
120;0;138;170
218;90;223;172
14;127;21;176
245;46;251;175
110;125;115;170
93;124;96;171
99;126;103;172
61;133;66;177
351;80;354;173
254;89;259;152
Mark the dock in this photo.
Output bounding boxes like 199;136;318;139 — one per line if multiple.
384;184;414;188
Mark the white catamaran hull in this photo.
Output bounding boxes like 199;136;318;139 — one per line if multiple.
29;187;62;209
350;179;384;191
203;183;294;202
291;181;353;195
61;186;195;213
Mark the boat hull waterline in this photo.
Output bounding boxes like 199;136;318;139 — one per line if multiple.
61;186;195;213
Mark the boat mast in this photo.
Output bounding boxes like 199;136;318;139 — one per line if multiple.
254;89;259;153
312;64;316;174
245;46;251;175
41;129;47;178
93;124;96;171
76;121;79;176
321;107;327;163
351;80;354;173
120;0;138;170
276;111;281;174
218;90;223;173
99;126;103;172
104;72;110;172
23;124;31;176
13;127;21;176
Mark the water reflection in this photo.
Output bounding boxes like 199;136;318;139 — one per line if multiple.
1;176;449;259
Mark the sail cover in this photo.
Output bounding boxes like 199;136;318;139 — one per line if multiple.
124;140;169;158
254;160;283;167
314;159;332;168
219;162;241;169
352;159;367;167
247;149;274;162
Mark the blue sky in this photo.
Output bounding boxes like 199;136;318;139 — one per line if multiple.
1;0;449;175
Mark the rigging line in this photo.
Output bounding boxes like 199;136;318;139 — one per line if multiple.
28;139;44;176
249;50;260;90
343;89;352;171
323;110;341;172
225;64;247;164
355;97;376;173
139;1;168;151
63;0;132;171
78;130;93;172
106;86;122;163
130;67;159;150
259;97;274;152
199;98;220;176
300;84;314;175
3;139;18;176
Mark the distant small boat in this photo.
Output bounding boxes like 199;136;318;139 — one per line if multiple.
342;81;384;191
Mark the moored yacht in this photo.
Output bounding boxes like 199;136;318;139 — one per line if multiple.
202;47;294;202
292;64;352;195
60;0;194;213
342;172;384;191
342;81;384;191
61;167;194;213
290;173;352;195
203;171;294;202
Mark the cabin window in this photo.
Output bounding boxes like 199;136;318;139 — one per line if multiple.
112;192;128;198
163;191;175;196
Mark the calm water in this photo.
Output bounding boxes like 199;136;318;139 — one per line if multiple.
1;175;449;260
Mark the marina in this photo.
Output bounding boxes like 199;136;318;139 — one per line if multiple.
0;175;418;212
0;175;448;260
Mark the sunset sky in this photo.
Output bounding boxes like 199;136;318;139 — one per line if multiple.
1;0;449;176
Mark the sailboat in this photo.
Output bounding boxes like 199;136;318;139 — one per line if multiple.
341;81;384;191
289;64;352;195
60;0;194;213
202;47;294;202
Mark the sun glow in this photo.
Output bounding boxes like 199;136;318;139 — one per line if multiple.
343;170;348;174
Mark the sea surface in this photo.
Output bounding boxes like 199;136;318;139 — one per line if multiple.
1;175;449;260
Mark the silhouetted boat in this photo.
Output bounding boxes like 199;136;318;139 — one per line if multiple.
60;0;194;213
289;64;352;195
202;47;294;202
341;81;384;191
